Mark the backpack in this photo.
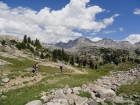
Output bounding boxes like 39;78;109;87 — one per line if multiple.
60;66;63;69
33;64;36;69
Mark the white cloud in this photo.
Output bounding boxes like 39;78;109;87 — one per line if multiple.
124;34;140;44
90;32;96;35
119;28;123;32
90;37;102;42
103;30;116;34
0;0;119;44
134;8;140;15
0;1;9;10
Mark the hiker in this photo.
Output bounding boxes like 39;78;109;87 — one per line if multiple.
60;65;63;72
33;62;38;73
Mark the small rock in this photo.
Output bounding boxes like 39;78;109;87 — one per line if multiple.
0;83;4;86
75;97;88;105
87;101;98;105
2;77;9;83
68;99;74;105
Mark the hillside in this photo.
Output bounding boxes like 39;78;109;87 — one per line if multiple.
0;35;140;105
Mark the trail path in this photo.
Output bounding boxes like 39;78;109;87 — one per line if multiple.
40;62;86;74
1;73;43;92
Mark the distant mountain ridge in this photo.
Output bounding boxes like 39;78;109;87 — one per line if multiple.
55;37;138;51
135;41;140;46
55;37;94;49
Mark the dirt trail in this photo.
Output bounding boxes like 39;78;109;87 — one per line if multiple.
40;62;86;74
1;73;43;92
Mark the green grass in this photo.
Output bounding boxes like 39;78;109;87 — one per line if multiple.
78;91;92;98
0;55;138;105
117;80;140;95
0;56;35;72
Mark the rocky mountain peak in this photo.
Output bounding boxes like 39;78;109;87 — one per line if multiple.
135;41;140;46
55;37;94;49
95;38;117;46
55;37;136;51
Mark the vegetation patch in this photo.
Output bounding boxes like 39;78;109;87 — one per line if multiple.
78;91;92;98
117;80;140;95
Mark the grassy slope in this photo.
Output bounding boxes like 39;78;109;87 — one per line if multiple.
0;56;138;105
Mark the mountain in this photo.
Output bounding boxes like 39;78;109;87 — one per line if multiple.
55;37;95;49
134;41;140;46
55;37;135;51
95;38;117;47
117;41;134;50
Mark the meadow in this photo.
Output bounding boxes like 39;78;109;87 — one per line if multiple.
0;56;139;105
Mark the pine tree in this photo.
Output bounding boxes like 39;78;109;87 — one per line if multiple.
35;38;42;49
27;37;31;43
40;52;44;59
89;60;94;69
58;49;62;60
52;49;58;61
95;64;98;69
70;56;74;65
1;40;5;45
23;35;27;43
78;59;82;67
62;49;65;60
27;43;30;49
76;56;80;64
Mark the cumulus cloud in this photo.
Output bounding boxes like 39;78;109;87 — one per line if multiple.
119;28;123;32
90;37;102;42
124;34;140;44
134;8;140;15
103;30;116;34
0;0;119;43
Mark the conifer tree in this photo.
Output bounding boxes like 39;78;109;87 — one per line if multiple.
52;49;58;61
76;56;80;64
89;59;94;69
58;49;62;60
70;56;74;65
27;37;31;43
95;64;98;69
40;52;44;59
23;35;27;43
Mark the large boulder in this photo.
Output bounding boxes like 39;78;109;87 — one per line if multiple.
88;90;96;100
87;101;98;105
72;87;81;95
98;89;116;99
25;67;34;72
114;96;124;103
75;97;88;105
25;100;42;105
54;89;66;99
63;85;72;94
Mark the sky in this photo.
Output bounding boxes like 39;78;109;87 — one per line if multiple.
0;0;140;44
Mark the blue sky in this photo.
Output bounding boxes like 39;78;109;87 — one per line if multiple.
0;0;140;44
